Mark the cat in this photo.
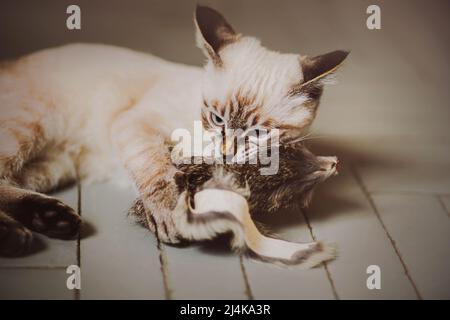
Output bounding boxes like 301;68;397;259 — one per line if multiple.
130;142;339;243
0;5;348;256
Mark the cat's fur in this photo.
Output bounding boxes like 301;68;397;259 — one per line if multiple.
0;6;347;256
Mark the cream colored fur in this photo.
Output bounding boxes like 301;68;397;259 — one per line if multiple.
203;37;311;128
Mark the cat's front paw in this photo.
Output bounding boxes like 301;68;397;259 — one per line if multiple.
15;195;81;239
150;211;182;244
129;198;182;244
0;219;33;256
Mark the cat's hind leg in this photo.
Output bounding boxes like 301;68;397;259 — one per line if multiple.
0;111;48;181
0;210;33;256
4;149;80;239
0;184;80;240
0;107;80;242
13;146;77;193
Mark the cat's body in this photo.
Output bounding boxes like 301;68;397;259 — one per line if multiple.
0;6;348;256
1;43;202;184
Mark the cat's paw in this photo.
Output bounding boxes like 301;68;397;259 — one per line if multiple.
0;219;33;256
144;208;182;245
16;195;81;239
156;219;182;244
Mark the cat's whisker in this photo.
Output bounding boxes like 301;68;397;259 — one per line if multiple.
289;131;314;143
285;131;327;145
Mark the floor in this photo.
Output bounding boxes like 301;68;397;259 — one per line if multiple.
0;0;449;299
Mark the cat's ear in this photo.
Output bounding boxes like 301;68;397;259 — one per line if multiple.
300;50;349;87
194;5;238;66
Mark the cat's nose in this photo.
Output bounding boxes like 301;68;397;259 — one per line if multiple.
221;134;236;156
221;141;233;155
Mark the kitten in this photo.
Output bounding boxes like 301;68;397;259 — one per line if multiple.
0;5;347;255
130;143;339;243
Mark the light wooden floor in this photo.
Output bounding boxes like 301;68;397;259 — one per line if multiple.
0;0;449;299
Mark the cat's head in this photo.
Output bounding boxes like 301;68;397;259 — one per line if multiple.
241;143;339;212
196;5;348;152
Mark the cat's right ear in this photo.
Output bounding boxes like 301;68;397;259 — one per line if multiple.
290;50;349;100
194;5;239;66
300;50;350;87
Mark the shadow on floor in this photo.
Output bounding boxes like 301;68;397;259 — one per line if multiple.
165;233;236;257
251;136;404;229
18;221;96;258
23;234;48;257
308;137;399;170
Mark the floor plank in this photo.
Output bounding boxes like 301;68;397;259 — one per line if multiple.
0;268;74;300
243;210;335;299
354;137;450;194
0;186;78;268
364;139;450;194
304;166;418;299
163;240;248;299
371;194;450;299
310;136;450;195
80;182;165;299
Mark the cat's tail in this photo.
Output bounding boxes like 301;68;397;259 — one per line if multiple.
130;169;337;268
171;190;247;250
171;171;337;268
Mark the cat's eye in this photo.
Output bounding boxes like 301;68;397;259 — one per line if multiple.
210;113;225;126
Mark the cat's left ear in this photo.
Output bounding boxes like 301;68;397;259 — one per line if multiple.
300;50;350;87
194;5;239;66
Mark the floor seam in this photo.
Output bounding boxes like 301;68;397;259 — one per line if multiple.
301;210;340;300
158;243;172;300
145;213;172;300
351;165;423;300
239;255;254;300
75;179;81;300
369;190;450;197
0;265;67;269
